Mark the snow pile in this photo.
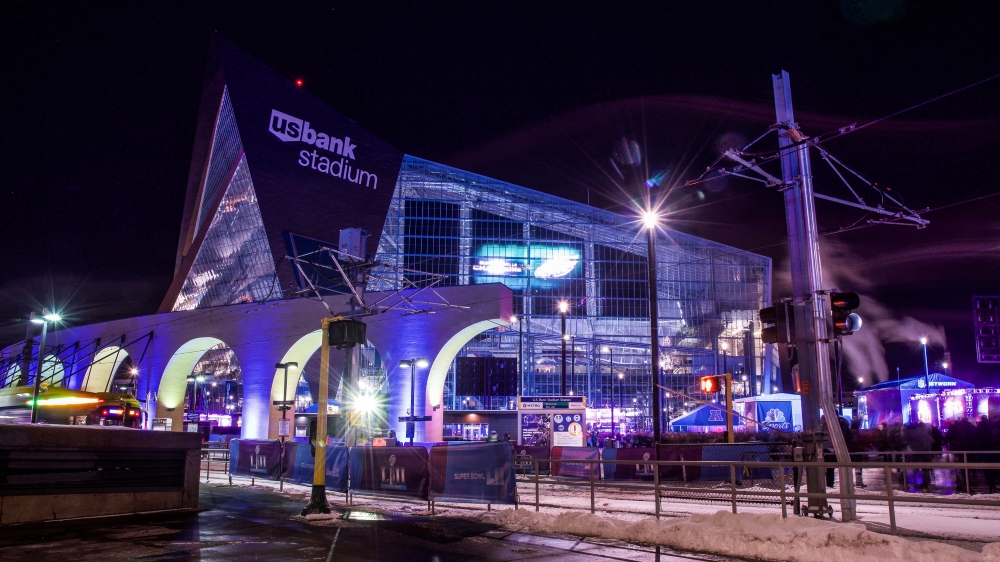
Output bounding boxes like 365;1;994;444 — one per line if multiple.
484;509;999;561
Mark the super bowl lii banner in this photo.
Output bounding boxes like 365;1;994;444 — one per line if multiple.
429;442;516;505
349;446;429;500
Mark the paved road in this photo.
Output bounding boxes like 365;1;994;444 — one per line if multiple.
0;484;737;561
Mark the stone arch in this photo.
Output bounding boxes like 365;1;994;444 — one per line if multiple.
40;354;65;388
266;330;386;438
83;345;130;393
426;320;505;411
156;337;226;431
268;330;321;438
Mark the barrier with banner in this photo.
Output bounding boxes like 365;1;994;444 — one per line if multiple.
513;445;550;474
660;445;701;481
349;446;429;500
699;443;772;481
231;439;282;480
550;446;599;478
429;442;516;505
603;447;654;481
281;441;349;492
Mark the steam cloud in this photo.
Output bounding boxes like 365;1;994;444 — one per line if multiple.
775;240;947;383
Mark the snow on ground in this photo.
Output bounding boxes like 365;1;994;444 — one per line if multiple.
483;508;1000;562
204;472;1000;560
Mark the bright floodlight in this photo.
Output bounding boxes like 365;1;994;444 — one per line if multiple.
920;337;928;345
43;312;61;322
356;393;377;414
399;360;411;368
130;368;138;376
196;376;205;383
720;342;729;351
618;373;624;379
942;362;949;368
509;315;518;323
858;377;864;383
558;300;569;314
641;209;659;230
602;346;610;353
416;358;429;368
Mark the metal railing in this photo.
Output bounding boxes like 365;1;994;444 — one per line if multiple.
200;445;230;483
514;454;1000;534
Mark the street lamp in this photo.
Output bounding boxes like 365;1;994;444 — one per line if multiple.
29;310;61;423
399;358;429;445
920;337;931;388
618;371;624;436
275;362;298;441
510;315;523;398
642;208;662;447
558;300;569;395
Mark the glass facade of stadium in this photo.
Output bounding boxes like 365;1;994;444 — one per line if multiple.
371;155;776;431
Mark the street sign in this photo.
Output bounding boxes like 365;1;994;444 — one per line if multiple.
517;396;585;409
405;421;415;438
272;400;294;405
398;415;433;422
278;419;291;437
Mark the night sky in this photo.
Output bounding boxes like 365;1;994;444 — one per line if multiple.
3;2;1000;388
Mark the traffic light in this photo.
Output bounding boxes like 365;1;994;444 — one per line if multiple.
829;292;862;337
700;375;722;393
759;301;792;344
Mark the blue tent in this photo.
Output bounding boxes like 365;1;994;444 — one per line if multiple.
302;400;341;413
670;404;732;431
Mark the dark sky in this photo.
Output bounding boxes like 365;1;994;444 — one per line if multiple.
3;1;1000;387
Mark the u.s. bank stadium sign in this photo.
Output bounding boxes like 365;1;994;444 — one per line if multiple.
269;109;381;189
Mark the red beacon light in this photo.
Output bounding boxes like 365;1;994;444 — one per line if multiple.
295;78;304;87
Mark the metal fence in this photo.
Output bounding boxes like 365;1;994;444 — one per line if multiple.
513;452;1000;534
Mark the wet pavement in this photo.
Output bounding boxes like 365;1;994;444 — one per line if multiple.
0;484;738;561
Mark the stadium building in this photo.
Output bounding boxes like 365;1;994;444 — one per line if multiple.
1;36;774;440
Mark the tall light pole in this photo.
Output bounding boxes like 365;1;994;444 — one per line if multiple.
559;300;569;395
400;358;429;445
275;362;298;442
603;346;613;435
29;310;61;423
511;315;523;397
618;371;624;436
642;209;662;446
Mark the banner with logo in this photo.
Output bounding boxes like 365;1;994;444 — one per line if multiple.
603;447;657;481
281;441;349;492
550;446;599;479
349;446;429;500
429;442;516;505
756;401;793;432
232;439;282;480
208;37;405;291
513;445;550;474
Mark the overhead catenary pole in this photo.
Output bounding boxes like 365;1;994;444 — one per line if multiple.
302;317;333;515
29;315;50;423
773;70;855;521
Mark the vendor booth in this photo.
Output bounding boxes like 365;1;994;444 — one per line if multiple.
855;373;974;429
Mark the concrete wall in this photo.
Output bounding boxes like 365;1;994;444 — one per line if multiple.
0;425;201;525
3;283;512;442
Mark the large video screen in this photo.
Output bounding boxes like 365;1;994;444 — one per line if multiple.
471;243;581;290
